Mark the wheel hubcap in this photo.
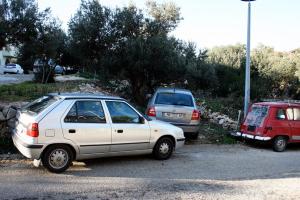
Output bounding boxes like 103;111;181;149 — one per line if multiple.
277;140;285;148
159;143;170;154
49;149;68;169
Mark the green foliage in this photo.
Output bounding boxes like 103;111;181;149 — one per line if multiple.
0;81;80;101
3;0;300;107
0;0;39;48
18;9;66;73
197;121;237;144
69;1;184;105
68;0;112;73
208;44;246;69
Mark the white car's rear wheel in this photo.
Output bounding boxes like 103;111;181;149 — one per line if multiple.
42;145;73;173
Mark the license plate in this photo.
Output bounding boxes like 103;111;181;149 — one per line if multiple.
163;112;184;118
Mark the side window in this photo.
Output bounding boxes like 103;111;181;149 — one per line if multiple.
286;108;293;120
293;108;300;120
106;101;140;123
276;109;286;120
64;103;77;122
64;101;106;123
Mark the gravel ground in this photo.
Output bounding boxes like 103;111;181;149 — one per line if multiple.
0;74;34;85
1;144;300;199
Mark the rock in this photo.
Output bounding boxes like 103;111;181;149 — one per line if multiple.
0;112;5;121
6;107;17;120
7;118;16;128
2;106;10;117
0;105;4;112
219;119;225;125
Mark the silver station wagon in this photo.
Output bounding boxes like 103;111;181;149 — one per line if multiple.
12;93;185;173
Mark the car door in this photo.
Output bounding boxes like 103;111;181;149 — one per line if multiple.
104;100;151;152
61;100;112;155
269;107;291;138
288;107;300;140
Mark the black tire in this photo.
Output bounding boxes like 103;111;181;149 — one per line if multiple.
184;132;199;140
190;132;199;140
41;145;73;173
272;136;288;152
153;137;174;160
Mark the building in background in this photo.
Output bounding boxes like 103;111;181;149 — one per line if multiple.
0;46;17;66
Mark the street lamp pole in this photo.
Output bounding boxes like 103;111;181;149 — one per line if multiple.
242;0;255;117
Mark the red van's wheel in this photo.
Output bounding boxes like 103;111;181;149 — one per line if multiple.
272;136;287;152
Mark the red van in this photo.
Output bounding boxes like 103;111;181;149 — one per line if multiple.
236;102;300;152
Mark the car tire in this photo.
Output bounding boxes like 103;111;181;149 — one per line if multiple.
190;132;199;140
41;145;73;173
272;136;288;152
153;137;174;160
184;132;199;140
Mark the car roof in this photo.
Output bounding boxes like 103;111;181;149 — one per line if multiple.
254;102;300;108
155;87;192;94
49;93;124;101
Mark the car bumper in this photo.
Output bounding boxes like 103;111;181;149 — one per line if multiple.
172;123;200;133
176;138;185;149
12;132;43;159
231;132;271;141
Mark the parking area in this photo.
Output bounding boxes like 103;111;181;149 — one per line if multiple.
1;143;300;199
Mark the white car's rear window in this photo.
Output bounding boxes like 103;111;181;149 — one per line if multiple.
21;96;58;115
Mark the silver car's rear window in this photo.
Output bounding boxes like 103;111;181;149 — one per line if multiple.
22;96;58;115
155;92;194;107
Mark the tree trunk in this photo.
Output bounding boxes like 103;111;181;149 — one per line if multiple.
130;78;146;106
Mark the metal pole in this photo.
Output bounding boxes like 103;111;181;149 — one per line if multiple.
244;1;251;117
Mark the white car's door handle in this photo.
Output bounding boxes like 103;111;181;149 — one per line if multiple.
116;129;123;133
69;129;76;133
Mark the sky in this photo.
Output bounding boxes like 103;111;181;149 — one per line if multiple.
37;0;300;52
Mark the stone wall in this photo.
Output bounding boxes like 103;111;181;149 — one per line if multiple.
198;105;240;131
0;102;28;140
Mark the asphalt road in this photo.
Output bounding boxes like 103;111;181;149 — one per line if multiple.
1;143;300;199
0;74;34;85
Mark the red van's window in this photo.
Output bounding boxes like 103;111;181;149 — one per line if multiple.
245;105;269;127
287;108;293;120
294;108;300;120
276;109;286;120
286;108;300;120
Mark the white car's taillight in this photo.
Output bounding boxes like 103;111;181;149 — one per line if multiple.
27;123;39;137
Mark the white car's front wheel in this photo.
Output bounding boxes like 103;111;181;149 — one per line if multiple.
153;137;174;160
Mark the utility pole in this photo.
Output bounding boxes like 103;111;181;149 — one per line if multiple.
241;0;255;117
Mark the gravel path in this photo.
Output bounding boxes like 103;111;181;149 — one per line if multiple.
1;144;300;199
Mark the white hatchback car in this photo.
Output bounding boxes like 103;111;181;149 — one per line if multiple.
3;63;24;74
12;93;185;173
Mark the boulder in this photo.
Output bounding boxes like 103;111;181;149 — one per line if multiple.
6;107;17;120
0;112;5;121
218;119;225;125
7;118;16;128
2;106;10;117
0;105;4;112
